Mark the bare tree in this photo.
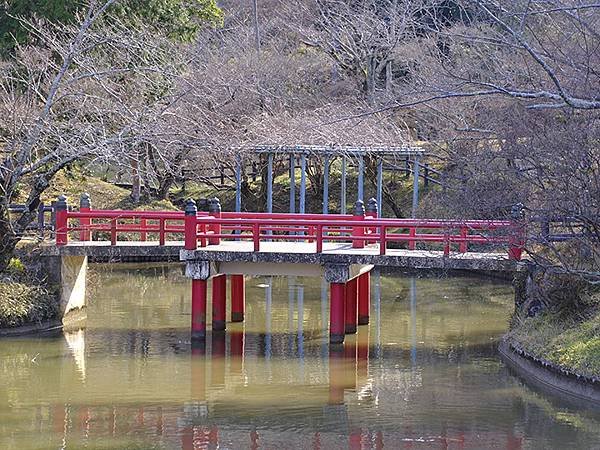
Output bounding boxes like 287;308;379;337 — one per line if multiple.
0;1;186;271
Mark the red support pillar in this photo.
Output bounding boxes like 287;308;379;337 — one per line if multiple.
358;271;370;325
330;283;346;344
345;278;358;334
191;279;207;340
212;274;227;331
230;275;245;322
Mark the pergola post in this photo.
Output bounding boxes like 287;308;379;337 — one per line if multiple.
411;156;420;218
323;155;330;214
377;159;383;218
358;154;364;202
289;154;296;213
235;153;242;213
341;156;347;214
267;152;274;213
300;153;307;214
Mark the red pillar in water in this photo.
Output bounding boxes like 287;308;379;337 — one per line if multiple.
191;279;207;339
345;278;358;334
358;271;370;325
230;275;245;322
330;283;346;344
212;274;227;331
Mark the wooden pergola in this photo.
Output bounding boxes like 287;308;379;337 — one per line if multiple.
233;144;428;218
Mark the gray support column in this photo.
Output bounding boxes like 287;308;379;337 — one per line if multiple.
235;154;242;213
341;157;347;214
411;157;420;218
377;159;383;218
267;153;274;213
300;153;307;214
323;155;330;214
289;154;296;213
358;155;364;202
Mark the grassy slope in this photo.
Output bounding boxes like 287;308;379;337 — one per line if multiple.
507;301;600;379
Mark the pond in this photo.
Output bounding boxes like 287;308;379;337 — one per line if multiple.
0;264;599;449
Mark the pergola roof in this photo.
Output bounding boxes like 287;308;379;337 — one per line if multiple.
236;144;425;157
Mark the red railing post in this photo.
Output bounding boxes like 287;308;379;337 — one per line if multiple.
380;226;387;255
408;227;416;250
208;197;222;245
509;203;526;261
352;200;365;249
366;198;378;245
159;218;166;246
79;193;91;242
55;195;68;246
110;218;117;245
443;227;450;256
184;199;198;250
316;224;323;253
253;223;260;252
459;226;468;253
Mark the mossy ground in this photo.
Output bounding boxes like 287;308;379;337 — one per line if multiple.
508;299;600;379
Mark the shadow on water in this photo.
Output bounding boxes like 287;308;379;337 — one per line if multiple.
0;264;599;449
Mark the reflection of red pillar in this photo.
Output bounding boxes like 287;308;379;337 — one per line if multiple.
313;432;321;450
231;275;245;322
230;329;244;375
358;271;370;325
330;283;346;344
344;336;357;390
357;325;369;384
192;279;207;339
209;425;219;447
328;346;345;404
53;405;66;434
212;275;227;331
345;278;358;334
251;429;259;450
375;431;384;450
349;429;362;450
191;340;207;400
211;331;226;386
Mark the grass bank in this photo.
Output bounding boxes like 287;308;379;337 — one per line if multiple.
506;283;600;380
0;261;58;329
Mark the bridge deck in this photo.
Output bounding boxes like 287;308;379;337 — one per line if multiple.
43;240;522;272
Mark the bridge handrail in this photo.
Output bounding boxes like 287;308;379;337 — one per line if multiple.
185;215;524;260
54;197;524;260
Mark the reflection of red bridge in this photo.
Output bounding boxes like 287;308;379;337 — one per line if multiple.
49;328;524;450
49;195;524;344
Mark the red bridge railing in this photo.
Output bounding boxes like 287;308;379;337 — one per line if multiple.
54;195;525;260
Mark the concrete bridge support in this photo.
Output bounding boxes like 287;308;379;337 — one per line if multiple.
40;254;88;328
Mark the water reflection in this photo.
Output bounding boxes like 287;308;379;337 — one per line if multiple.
0;265;599;449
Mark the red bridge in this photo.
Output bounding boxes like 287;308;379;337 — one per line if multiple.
46;194;526;344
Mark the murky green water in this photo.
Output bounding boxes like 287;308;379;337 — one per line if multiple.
1;264;599;449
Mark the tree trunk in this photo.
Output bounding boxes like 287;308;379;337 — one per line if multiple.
131;156;141;203
0;204;19;273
